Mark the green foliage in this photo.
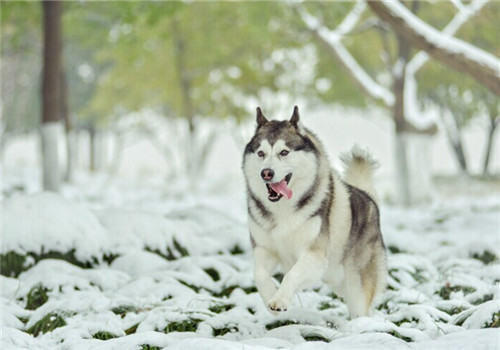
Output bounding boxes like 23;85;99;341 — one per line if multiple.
125;323;139;335
388;245;405;254
145;238;189;261
203;267;220;281
471;294;493;306
208;303;235;314
212;325;238;337
485;311;500;328
0;251;27;277
27;312;66;336
303;334;329;342
471;251;497;265
438;285;476;300
229;245;244;255
0;249;96;277
111;305;137;318
86;1;300;123
141;346;161;350
265;319;299;330
318;301;337;311
163;318;201;333
26;284;49;310
93;331;117;340
387;330;413;342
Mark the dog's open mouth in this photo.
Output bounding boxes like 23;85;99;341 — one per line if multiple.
266;173;292;202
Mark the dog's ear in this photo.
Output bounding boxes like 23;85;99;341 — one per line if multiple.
256;107;268;128
290;105;300;128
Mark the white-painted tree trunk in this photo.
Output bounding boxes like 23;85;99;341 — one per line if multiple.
64;130;77;182
406;134;433;203
394;133;434;205
41;121;62;191
394;133;411;206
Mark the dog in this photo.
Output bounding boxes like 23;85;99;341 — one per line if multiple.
242;106;386;318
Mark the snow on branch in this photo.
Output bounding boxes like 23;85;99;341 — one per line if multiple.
368;0;500;96
407;0;489;74
404;0;489;128
297;3;395;107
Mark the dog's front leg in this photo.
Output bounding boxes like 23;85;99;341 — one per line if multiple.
267;248;327;312
253;246;280;304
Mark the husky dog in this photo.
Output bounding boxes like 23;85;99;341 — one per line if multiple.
242;106;386;318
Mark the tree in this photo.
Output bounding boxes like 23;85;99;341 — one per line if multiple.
297;0;491;204
416;1;500;175
41;0;63;191
367;0;500;96
86;2;301;179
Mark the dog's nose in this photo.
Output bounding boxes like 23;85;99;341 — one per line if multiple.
261;168;274;181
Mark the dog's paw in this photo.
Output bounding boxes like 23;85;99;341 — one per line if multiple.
267;294;290;313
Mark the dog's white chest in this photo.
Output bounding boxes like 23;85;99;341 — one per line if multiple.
270;214;322;271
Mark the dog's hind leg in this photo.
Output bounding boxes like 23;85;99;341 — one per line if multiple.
343;266;369;318
363;250;387;311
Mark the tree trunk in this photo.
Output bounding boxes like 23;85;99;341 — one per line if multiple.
368;0;500;96
41;0;62;191
440;109;468;173
482;117;499;175
391;27;413;206
172;18;196;179
89;124;96;172
60;68;74;182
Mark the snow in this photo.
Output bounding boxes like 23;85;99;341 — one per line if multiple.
1;171;499;349
1;192;110;261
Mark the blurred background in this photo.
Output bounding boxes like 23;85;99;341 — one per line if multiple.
1;0;499;205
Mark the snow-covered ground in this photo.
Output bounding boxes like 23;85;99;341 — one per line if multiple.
1;170;499;350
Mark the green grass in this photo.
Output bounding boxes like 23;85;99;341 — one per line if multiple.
387;330;413;342
438;285;476;300
209;303;235;314
26;284;49;310
145;239;189;261
125;323;139;335
471;251;497;265
0;249;96;277
265;319;299;330
111;305;137;318
141;345;161;350
92;331;117;340
203;267;220;281
229;245;245;255
471;294;493;305
485;311;500;328
303;334;329;342
163;318;202;333
27;312;66;336
388;245;405;254
213;325;238;336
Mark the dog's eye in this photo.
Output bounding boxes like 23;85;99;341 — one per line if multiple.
257;151;265;158
280;150;289;157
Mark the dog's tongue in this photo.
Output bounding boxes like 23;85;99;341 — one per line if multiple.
270;180;292;199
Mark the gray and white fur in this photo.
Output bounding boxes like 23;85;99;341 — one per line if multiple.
242;106;386;318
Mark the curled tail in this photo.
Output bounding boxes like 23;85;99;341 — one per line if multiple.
340;145;379;201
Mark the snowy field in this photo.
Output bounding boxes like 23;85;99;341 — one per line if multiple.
1;171;499;350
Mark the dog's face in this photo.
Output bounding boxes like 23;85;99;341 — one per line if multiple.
243;106;318;204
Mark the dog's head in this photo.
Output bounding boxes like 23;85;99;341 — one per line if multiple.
243;106;319;203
